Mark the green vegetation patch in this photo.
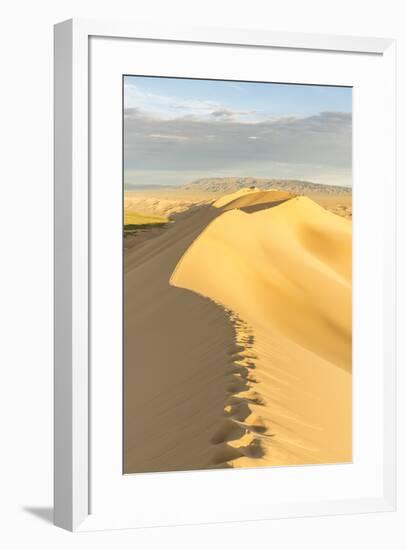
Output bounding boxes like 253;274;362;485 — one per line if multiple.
124;210;167;231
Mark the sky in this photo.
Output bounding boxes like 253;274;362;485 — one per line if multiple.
124;76;352;188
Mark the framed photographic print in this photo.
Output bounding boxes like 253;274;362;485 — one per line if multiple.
54;19;396;531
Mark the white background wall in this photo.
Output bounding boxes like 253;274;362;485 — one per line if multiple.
0;1;404;548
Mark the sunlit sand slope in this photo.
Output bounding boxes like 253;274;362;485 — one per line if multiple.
171;196;352;466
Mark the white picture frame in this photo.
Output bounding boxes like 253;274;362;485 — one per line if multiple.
54;18;396;532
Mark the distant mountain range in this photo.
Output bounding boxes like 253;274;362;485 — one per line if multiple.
125;183;174;190
180;177;351;195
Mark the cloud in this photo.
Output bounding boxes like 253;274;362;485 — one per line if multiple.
148;133;190;141
124;82;258;122
210;108;251;121
124;108;352;187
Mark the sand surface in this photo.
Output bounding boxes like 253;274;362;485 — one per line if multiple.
124;188;352;472
124;190;211;219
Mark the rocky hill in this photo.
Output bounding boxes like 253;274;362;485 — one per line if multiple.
180;177;351;195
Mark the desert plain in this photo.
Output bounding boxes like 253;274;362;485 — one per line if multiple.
123;178;352;473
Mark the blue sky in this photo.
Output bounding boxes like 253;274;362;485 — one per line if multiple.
124;76;352;187
125;76;352;120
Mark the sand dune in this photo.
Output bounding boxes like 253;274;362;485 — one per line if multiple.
171;193;352;467
312;194;352;220
213;187;294;209
124;189;352;472
124;191;210;219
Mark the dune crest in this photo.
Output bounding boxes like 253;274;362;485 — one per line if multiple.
212;187;259;208
213;187;295;211
171;196;352;467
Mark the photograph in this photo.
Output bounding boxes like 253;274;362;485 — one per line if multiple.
123;75;352;474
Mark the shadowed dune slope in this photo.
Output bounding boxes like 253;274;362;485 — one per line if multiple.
124;205;252;473
171;196;352;466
